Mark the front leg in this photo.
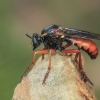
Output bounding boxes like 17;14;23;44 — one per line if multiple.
22;49;51;77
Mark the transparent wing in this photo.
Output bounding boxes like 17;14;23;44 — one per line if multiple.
64;28;100;40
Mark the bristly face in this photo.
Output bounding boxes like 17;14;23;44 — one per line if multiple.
31;33;43;50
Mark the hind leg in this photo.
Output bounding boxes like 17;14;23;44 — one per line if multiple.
75;52;93;85
62;49;93;85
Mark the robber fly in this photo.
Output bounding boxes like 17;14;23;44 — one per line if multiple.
23;24;100;85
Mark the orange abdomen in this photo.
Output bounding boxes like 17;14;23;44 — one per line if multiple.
70;38;98;59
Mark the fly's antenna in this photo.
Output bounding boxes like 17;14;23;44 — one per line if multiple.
26;33;32;39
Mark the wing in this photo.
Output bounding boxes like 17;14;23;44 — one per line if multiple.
64;28;100;40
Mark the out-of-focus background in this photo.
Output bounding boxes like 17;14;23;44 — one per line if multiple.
0;0;100;99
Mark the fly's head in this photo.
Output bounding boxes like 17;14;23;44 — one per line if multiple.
26;33;43;50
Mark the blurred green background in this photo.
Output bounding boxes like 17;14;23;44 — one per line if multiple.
0;0;100;99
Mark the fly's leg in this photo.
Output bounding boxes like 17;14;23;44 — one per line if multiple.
42;49;56;84
75;52;94;85
22;49;56;84
22;49;51;77
41;48;47;61
62;49;93;86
